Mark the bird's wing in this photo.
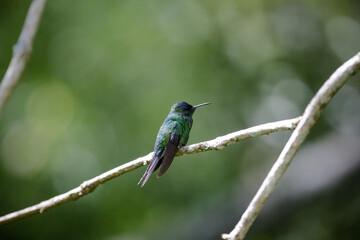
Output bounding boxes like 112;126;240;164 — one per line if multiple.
138;119;181;186
138;120;173;187
157;133;180;177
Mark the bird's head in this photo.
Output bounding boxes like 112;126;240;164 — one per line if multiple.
172;101;211;116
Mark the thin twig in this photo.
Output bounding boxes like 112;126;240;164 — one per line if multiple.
0;117;301;225
0;0;47;113
222;51;360;240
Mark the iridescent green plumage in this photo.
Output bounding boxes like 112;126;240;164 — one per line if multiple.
138;101;211;187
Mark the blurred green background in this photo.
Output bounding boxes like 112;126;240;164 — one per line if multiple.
1;0;360;239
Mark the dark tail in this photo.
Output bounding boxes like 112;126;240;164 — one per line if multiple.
138;156;162;187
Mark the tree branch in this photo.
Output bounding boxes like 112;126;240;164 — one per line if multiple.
0;117;301;225
0;0;47;113
222;51;360;240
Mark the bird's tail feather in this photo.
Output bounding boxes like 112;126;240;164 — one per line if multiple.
137;156;161;187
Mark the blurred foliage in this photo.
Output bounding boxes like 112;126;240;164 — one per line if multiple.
0;0;359;239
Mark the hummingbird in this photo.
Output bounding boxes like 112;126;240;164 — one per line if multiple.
138;101;211;187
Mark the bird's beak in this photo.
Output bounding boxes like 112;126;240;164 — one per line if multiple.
192;102;211;109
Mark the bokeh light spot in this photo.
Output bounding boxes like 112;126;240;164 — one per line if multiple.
2;121;51;177
325;16;360;60
51;146;100;192
270;4;321;51
26;81;75;137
